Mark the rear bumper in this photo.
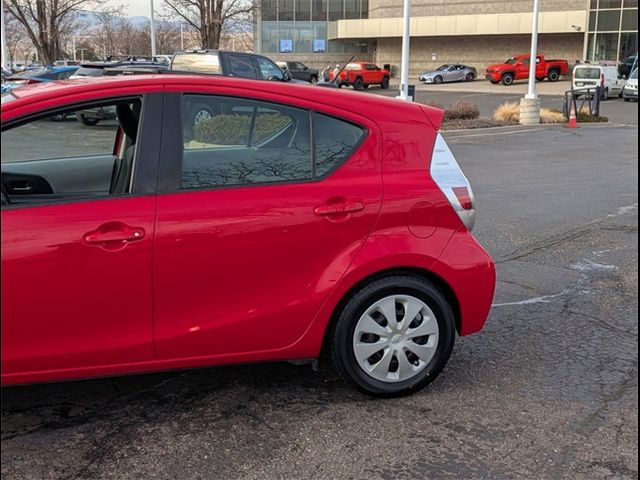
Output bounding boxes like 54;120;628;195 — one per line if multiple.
430;226;496;336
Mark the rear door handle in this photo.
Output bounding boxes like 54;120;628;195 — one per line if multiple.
83;222;145;251
314;200;365;216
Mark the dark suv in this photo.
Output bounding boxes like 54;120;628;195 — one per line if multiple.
277;61;319;83
171;50;305;84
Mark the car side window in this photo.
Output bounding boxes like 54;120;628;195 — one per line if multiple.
228;55;258;79
314;113;366;177
256;57;284;81
1;99;142;207
180;95;311;189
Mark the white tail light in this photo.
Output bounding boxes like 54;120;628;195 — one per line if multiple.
430;133;476;231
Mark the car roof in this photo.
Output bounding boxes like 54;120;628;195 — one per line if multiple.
1;74;436;126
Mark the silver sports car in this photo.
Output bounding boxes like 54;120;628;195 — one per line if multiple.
418;64;477;84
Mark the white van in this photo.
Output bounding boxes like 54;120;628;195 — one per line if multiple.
572;64;624;100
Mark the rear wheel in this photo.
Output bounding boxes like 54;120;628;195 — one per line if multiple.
433;75;444;84
310;75;318;84
547;69;560;82
465;73;475;82
76;113;100;126
381;76;390;89
501;73;514;86
353;78;365;91
330;275;456;398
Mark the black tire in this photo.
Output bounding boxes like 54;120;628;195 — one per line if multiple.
330;275;456;398
433;75;443;84
310;76;318;84
547;69;560;82
353;78;365;91
76;113;100;126
381;76;390;89
501;73;514;86
624;97;630;102
362;84;370;89
536;76;545;81
489;80;499;84
465;73;475;82
50;113;67;122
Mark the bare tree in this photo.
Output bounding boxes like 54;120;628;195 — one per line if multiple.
163;0;256;50
4;12;34;66
4;0;122;64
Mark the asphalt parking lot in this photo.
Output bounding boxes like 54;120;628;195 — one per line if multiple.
1;122;638;479
377;79;639;125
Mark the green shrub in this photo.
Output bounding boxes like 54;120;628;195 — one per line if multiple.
194;113;291;146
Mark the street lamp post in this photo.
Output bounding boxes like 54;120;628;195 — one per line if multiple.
396;0;412;101
1;0;10;71
520;0;542;124
150;0;157;57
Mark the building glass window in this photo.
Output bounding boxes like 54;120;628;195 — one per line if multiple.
328;0;344;21
597;10;621;30
344;0;360;19
589;11;598;30
295;0;311;21
278;0;294;21
279;22;294;52
595;32;620;59
624;0;638;7
361;0;368;18
599;0;622;7
261;22;279;53
312;0;327;21
312;22;327;52
620;32;638;58
295;23;313;53
591;0;598;8
622;8;638;30
262;0;277;21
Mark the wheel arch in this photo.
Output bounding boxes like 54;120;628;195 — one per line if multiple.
319;266;462;358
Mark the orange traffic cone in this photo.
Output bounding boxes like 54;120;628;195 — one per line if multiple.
567;102;579;129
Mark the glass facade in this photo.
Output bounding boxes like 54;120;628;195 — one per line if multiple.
259;0;369;54
587;0;638;61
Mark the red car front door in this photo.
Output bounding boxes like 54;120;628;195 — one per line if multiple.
153;89;382;360
1;94;162;382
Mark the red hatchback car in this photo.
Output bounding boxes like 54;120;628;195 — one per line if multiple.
1;75;495;397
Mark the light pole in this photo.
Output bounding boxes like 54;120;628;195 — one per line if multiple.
1;0;10;71
396;0;412;101
150;0;157;57
520;0;541;124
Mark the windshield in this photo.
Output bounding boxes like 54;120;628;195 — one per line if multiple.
575;67;601;80
505;58;519;65
631;68;638;80
436;65;450;71
1;92;18;105
171;53;221;74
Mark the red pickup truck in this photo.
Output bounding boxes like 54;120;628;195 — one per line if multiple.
330;62;391;91
486;55;569;86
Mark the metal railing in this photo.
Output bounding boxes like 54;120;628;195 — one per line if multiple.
563;87;601;119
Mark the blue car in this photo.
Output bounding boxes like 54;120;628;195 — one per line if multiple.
2;66;80;117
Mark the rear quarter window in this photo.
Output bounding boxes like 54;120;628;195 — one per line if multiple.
314;114;366;176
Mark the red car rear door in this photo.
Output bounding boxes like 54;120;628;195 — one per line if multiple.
1;93;162;382
152;88;382;360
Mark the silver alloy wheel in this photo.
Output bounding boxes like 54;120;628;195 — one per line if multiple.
194;109;212;125
353;295;439;383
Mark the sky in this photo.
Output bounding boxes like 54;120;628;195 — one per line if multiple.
124;0;167;18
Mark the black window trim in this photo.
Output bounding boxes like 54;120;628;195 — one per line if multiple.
157;92;369;195
1;92;163;210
